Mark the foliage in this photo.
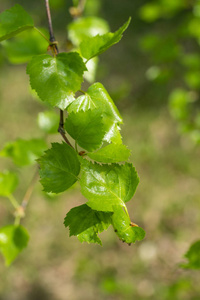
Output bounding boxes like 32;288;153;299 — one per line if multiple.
182;240;200;269
0;2;144;266
139;0;200;262
139;0;200;145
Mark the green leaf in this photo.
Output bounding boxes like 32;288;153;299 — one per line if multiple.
64;204;112;245
0;225;29;266
80;159;139;212
68;16;109;47
65;110;105;151
80;17;131;60
68;82;123;143
2;28;49;64
182;240;200;269
88;143;131;163
38;142;80;193
112;205;145;244
26;52;87;109
0;138;47;166
0;4;34;42
0;171;18;197
37;111;59;134
84;57;99;83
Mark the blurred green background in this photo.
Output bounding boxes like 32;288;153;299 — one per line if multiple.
0;0;200;299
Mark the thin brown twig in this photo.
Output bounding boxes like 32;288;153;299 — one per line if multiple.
45;0;73;148
21;168;39;209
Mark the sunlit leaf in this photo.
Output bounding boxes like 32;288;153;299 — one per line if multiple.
68;82;123;143
84;57;99;83
80;159;139;212
27;52;87;109
2;28;48;64
38;143;80;193
65;109;105;151
68;16;109;46
88;143;131;163
64;204;112;245
0;138;47;166
0;4;34;42
80;18;131;60
0;171;18;197
0;225;29;266
37;111;59;134
112;205;145;244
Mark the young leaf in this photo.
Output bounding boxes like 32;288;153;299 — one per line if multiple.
64;204;112;245
79;159;139;212
80;17;131;60
0;138;47;166
0;4;34;42
68;16;109;47
38;143;80;193
0;171;18;197
37;111;59;134
27;52;87;109
0;225;29;266
88;143;131;163
2;28;49;64
112;205;145;244
67;82;122;143
65;110;105;151
182;240;200;269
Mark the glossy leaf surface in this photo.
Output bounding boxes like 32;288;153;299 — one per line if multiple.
0;171;18;197
0;138;47;166
0;225;29;266
64;204;112;245
112;205;145;244
68;82;122;142
27;52;87;109
80;18;131;60
65;110;105;151
38;143;80;193
0;4;34;42
88;143;131;163
80;159;139;212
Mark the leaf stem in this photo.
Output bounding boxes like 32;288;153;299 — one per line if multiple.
45;0;74;148
21;167;39;209
14;215;21;226
79;89;86;94
124;205;130;218
75;141;78;152
58;110;73;147
8;194;19;209
34;27;50;43
12;167;39;226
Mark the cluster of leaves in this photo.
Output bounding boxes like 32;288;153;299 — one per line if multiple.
139;0;200;144
139;0;200;270
0;4;145;265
